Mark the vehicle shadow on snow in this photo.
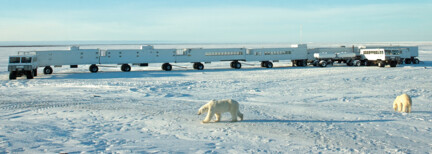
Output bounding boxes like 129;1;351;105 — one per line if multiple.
241;119;395;123
398;61;432;68
39;71;187;80
35;65;312;80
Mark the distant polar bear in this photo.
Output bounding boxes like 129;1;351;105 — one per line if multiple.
198;99;244;123
393;94;412;113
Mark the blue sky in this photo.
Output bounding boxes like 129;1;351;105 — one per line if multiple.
0;0;431;43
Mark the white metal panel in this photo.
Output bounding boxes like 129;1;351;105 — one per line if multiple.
175;48;246;63
99;48;176;64
246;48;293;61
36;49;99;67
314;52;336;59
360;49;386;60
366;46;418;58
307;47;358;60
336;52;356;58
99;49;141;64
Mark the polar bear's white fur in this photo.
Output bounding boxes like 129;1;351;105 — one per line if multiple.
198;99;243;123
393;94;412;113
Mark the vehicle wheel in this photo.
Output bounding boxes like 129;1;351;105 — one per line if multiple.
232;61;241;69
193;63;198;69
162;63;172;71
354;60;361;66
390;61;397;67
413;58;420;64
26;71;34;79
405;59;412;64
261;61;267;68
195;63;204;70
43;66;53;74
33;69;37;76
346;59;353;66
363;60;370;66
9;71;17;80
89;64;99;73
300;60;307;66
378;61;385;67
313;60;319;67
121;64;131;72
296;60;305;67
319;60;327;67
264;62;273;68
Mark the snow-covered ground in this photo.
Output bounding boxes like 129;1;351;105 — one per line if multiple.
0;43;431;153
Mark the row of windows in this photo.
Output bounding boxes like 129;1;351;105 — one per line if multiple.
9;57;32;63
264;51;292;55
363;51;383;54
385;50;402;55
363;50;402;55
205;52;243;56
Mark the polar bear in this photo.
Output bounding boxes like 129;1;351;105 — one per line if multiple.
198;99;244;123
393;94;412;113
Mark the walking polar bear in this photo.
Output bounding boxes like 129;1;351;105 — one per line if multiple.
393;94;412;113
198;99;243;123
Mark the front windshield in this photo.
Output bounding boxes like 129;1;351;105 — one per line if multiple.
9;57;20;63
21;57;32;63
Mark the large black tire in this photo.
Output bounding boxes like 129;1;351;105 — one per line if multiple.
9;71;17;80
346;59;354;66
162;63;172;71
413;58;420;64
312;60;319;67
296;60;305;67
301;60;307;67
89;64;99;73
261;61;267;68
194;63;204;70
33;69;37;76
319;60;327;67
363;60;370;66
232;61;241;69
390;61;397;67
405;59;412;64
43;66;53;74
121;64;131;72
193;63;198;69
26;71;34;79
265;62;273;68
354;60;361;67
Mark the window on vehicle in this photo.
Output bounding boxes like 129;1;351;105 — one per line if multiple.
21;57;32;63
385;50;391;55
9;57;20;63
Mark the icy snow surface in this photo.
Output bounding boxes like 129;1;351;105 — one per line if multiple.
0;43;431;153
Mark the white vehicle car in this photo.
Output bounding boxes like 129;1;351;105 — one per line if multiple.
8;54;38;79
7;44;308;80
360;49;400;67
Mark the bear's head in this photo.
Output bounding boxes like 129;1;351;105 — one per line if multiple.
197;106;207;115
197;100;215;115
